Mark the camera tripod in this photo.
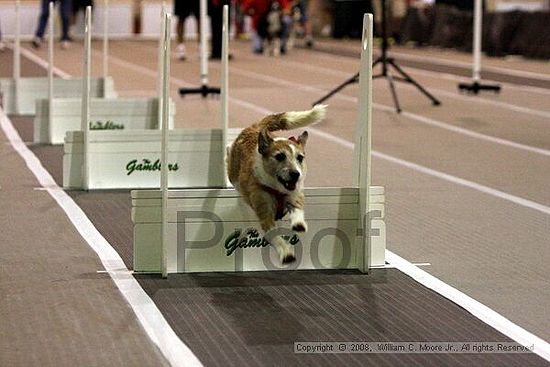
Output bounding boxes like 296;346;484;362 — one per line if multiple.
312;0;441;113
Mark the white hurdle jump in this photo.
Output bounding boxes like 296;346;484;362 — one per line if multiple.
0;1;116;116
132;12;386;274
35;3;165;145
63;7;239;190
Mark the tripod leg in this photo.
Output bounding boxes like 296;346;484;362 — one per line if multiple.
387;72;401;113
389;59;441;106
312;72;360;106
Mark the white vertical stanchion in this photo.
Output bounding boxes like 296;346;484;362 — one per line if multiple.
102;0;109;96
81;6;92;191
47;1;54;144
160;12;171;278
458;0;500;93
472;0;482;83
178;0;219;96
14;0;21;114
221;5;229;188
352;14;373;273
199;0;208;86
157;4;166;129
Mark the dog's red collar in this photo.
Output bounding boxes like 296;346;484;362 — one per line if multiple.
259;184;288;220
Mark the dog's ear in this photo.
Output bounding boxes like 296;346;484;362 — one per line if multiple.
258;129;273;156
298;131;309;147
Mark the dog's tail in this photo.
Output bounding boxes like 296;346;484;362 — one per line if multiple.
260;104;327;132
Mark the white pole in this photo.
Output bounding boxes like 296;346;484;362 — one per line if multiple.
221;5;229;188
472;0;482;82
160;12;171;278
353;14;373;273
157;3;166;129
102;0;109;94
47;1;54;143
14;0;21;114
81;6;92;190
199;0;209;86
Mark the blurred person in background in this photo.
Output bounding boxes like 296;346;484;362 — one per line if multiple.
71;0;93;27
241;0;292;54
209;0;231;60
32;0;72;49
173;0;200;60
290;0;313;48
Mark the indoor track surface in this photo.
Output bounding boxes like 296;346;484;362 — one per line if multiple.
1;37;549;366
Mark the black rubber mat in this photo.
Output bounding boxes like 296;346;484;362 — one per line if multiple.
132;269;547;367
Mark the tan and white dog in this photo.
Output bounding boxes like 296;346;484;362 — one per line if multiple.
227;104;327;263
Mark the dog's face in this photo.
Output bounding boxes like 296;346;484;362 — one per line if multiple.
258;130;308;192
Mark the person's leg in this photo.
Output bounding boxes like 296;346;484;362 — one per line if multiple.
59;0;72;41
209;2;224;59
280;13;292;53
300;0;313;47
34;0;51;42
174;0;190;60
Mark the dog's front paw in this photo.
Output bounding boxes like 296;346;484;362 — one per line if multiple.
282;253;296;264
292;221;308;232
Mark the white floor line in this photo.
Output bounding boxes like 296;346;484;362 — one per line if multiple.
303;126;550;215
0;109;203;367
8;44;72;79
34;47;550;217
372;150;550;215
311;45;550;82
385;251;550;362
276;56;550;119
19;49;550;362
387;50;550;82
311;50;550;96
225;65;550;157
229;92;550;362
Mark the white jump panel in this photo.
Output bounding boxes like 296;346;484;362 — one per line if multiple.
63;128;242;189
0;77;116;116
35;97;171;144
132;187;386;273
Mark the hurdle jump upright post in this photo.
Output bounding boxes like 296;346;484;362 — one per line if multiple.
102;0;109;97
458;0;501;94
13;0;21;115
178;0;221;97
47;2;55;144
352;13;374;273
157;5;166;129
81;6;92;191
221;5;230;188
160;12;172;278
